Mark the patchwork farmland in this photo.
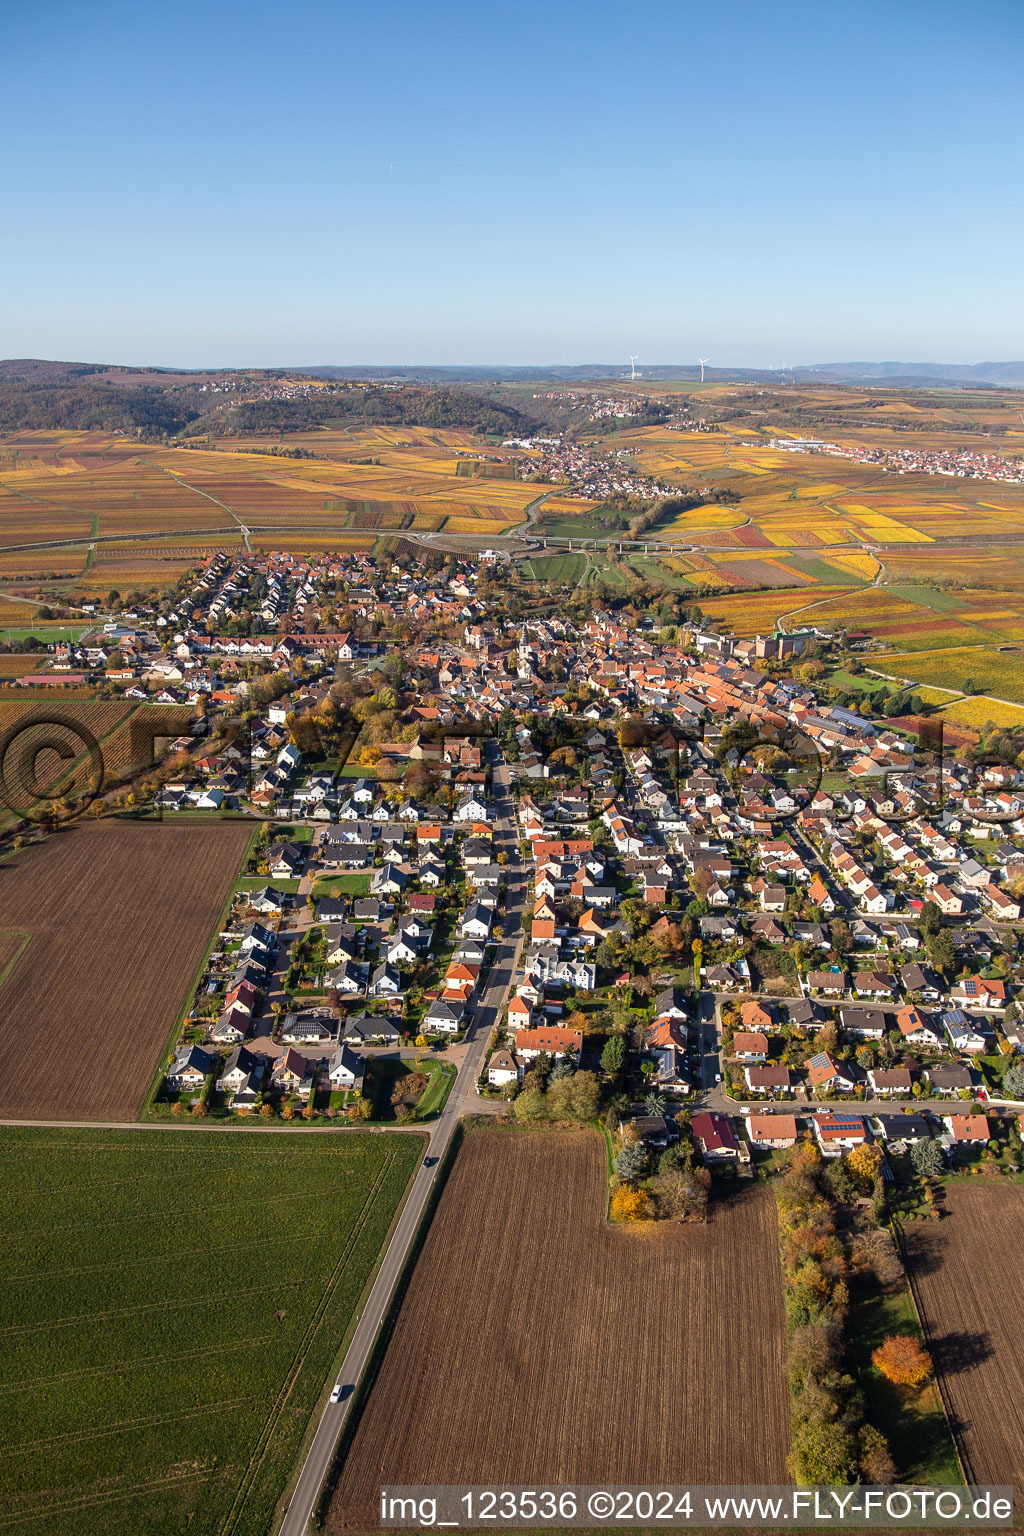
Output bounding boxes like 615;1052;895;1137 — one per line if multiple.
327;1131;789;1533
902;1184;1024;1486
873;648;1024;706
0;1125;421;1536
0;432;554;565
0;820;252;1120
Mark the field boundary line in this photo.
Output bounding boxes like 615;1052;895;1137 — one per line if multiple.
0;1395;250;1460
5;1228;311;1284
2;1465;223;1527
0;1276;303;1340
0;930;32;989
137;457;253;550
0;1333;276;1397
9;1181;318;1243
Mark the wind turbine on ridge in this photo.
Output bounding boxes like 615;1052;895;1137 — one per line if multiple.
628;355;639;380
698;357;709;384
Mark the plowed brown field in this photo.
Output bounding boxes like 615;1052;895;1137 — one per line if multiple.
0;819;252;1120
328;1130;789;1534
903;1183;1024;1485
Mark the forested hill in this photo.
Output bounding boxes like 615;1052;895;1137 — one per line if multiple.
0;382;202;435
209;386;536;437
0;371;540;440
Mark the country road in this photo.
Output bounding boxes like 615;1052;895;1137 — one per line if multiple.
277;753;525;1536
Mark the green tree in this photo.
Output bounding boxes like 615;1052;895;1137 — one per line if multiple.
568;1070;601;1121
918;900;942;937
600;1035;626;1076
790;1419;857;1485
511;1083;547;1122
614;1141;649;1181
858;1424;897;1485
545;1076;574;1121
830;917;851;955
1002;1059;1024;1101
926;928;956;975
910;1137;945;1178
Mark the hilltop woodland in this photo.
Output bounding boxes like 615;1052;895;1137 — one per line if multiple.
0;378;539;442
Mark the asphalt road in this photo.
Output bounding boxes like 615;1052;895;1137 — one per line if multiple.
278;761;525;1536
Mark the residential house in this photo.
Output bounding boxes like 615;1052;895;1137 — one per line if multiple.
514;1026;583;1061
739;999;776;1034
745;1064;796;1096
217;1045;264;1096
327;1044;366;1092
167;1045;215;1092
900;963;942;1002
621;1113;679;1151
807;968;847;997
745;1112;799;1149
269;841;305;878
653;987;689;1021
806;1051;859;1095
952;977;1008;1013
926;1063;977;1096
211;1005;253;1044
487;1048;522;1089
460;903;493;940
733;1030;769;1063
240;922;276;956
867;1067;913;1097
270;1048;313;1097
369;962;402;998
853;970;897;1002
691;1111;739;1162
840;1007;887;1041
942;1113;991;1146
342;1013;401;1047
871;1113;932;1145
424;1000;465;1035
941;1009;988;1053
281;1010;338;1046
812;1111;868;1156
896;1005;943;1048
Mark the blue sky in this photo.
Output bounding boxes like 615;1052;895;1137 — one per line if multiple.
1;0;1021;367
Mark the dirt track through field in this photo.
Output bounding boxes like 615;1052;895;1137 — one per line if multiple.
903;1183;1024;1486
328;1130;789;1534
0;820;251;1120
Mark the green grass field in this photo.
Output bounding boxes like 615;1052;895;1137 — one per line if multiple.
581;551;633;588
0;624;94;644
0;1126;421;1536
415;1061;457;1118
532;514;621;540
234;874;301;894
881;583;965;612
522;552;587;584
311;871;372;899
624;553;697;589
